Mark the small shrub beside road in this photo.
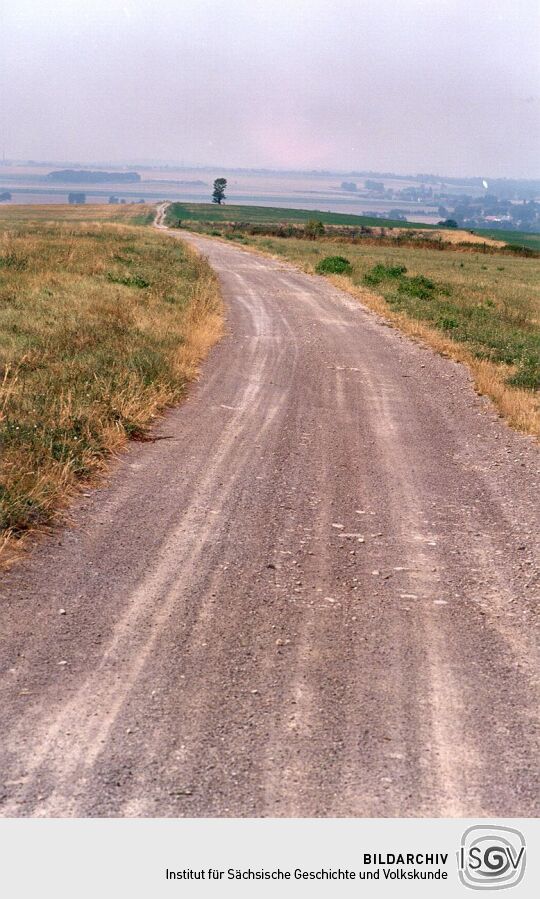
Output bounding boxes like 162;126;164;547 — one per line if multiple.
315;255;352;274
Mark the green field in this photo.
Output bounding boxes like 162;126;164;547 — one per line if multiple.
473;228;540;252
165;202;438;230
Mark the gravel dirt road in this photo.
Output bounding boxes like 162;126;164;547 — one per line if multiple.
0;220;538;817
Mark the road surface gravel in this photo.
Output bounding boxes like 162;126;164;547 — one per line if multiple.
0;221;538;817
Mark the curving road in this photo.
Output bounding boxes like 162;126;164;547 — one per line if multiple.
0;220;538;817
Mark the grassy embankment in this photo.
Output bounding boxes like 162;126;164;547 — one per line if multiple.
0;210;223;558
169;204;539;437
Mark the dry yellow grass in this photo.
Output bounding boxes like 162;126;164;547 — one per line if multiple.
350;225;504;246
0;218;223;562
0;203;153;225
422;229;503;247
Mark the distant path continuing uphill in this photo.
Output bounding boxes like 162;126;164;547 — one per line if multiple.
0;212;538;817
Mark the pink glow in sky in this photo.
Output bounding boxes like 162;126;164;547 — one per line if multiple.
1;0;539;177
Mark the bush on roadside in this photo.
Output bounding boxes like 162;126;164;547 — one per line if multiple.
397;274;436;300
305;220;325;240
315;255;352;275
363;263;407;286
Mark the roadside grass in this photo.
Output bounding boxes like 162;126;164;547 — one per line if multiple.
232;234;540;436
0;219;223;558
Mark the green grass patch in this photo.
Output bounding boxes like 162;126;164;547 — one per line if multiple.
360;262;539;387
106;272;150;288
362;263;407;285
315;255;352;274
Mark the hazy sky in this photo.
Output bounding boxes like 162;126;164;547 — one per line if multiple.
1;0;539;177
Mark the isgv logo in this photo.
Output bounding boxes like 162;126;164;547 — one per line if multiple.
458;825;526;890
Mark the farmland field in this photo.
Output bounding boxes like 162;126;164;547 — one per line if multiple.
473;228;540;252
0;203;154;225
165;201;439;229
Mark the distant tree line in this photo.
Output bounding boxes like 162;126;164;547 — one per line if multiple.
48;170;141;183
365;179;384;192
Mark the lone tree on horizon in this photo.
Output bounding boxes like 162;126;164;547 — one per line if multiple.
212;178;227;205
